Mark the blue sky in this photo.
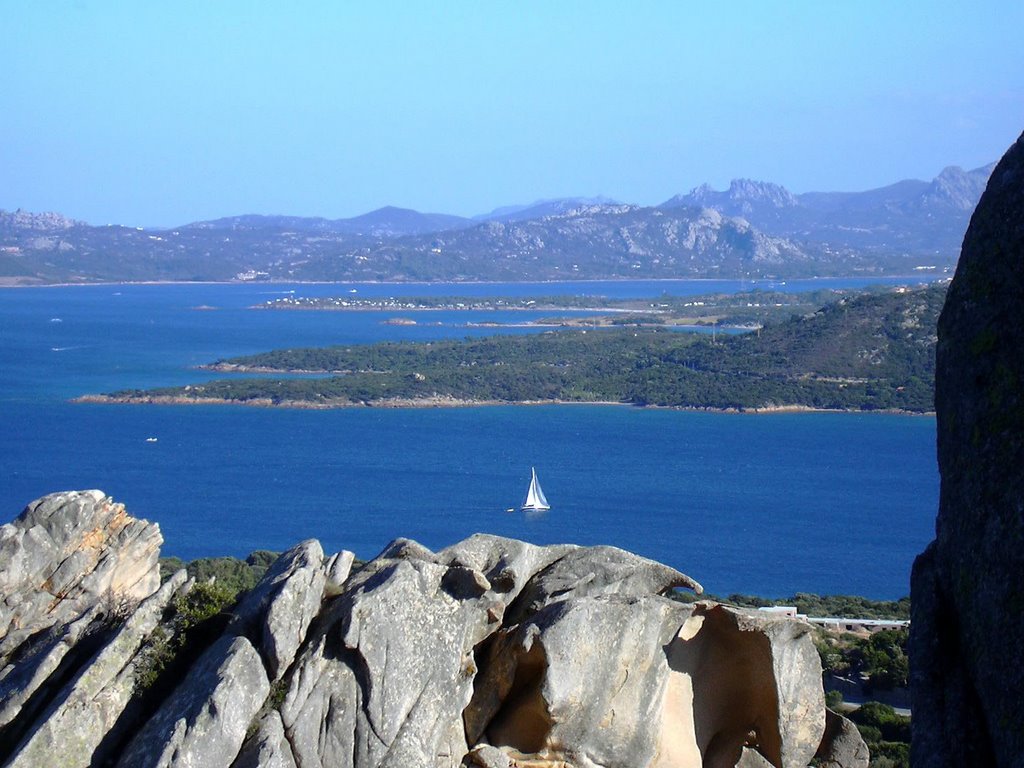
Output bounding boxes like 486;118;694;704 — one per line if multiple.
3;2;1022;226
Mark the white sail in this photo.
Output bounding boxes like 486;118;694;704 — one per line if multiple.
522;467;550;511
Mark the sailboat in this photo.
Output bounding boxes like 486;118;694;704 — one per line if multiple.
521;467;550;512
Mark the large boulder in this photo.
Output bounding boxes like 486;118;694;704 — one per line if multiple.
814;709;870;768
467;597;825;768
911;131;1024;766
501;543;703;626
0;490;162;662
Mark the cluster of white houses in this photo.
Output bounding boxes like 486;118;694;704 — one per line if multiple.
757;606;909;635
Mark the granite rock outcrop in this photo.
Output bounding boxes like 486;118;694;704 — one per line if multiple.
910;130;1024;766
0;490;162;661
0;493;866;767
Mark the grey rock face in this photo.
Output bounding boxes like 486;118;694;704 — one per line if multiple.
814;709;870;768
0;490;162;661
4;570;189;767
280;553;495;768
0;604;102;731
467;598;824;768
117;634;271;768
231;539;326;681
911;131;1024;767
232;711;298;768
736;747;776;767
437;533;577;601
502;543;703;626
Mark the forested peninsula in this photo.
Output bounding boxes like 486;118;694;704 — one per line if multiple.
86;284;944;413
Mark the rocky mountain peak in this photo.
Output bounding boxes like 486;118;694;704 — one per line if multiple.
0;209;84;231
662;179;799;215
726;178;800;208
556;202;639;218
922;163;996;210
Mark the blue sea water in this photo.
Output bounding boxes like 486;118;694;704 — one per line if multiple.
0;280;940;599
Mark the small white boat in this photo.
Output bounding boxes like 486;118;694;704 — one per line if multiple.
145;437;158;443
521;467;550;512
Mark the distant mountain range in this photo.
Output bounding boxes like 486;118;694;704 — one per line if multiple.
0;164;992;284
659;163;994;255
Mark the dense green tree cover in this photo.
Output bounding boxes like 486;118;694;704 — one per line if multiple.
159;550;278;597
113;284;944;413
815;628;910;690
848;702;911;768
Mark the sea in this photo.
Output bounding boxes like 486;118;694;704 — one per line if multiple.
0;277;942;599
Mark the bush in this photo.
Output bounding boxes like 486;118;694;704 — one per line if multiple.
158;550;280;599
850;701;911;743
133;580;238;694
857;629;909;690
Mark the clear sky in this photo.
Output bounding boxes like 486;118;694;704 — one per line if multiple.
3;1;1022;226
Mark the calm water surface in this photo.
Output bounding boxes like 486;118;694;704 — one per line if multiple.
0;281;939;598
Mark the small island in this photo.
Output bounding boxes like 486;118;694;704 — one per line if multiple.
250;286;898;330
82;284;945;413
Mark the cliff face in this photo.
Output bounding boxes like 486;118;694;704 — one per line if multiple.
911;132;1024;766
0;491;866;767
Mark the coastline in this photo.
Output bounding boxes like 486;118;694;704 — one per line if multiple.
0;274;947;289
73;393;933;416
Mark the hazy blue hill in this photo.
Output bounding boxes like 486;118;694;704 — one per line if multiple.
474;196;621;222
797;179;930;215
338;205;475;236
284;203;830;282
184;206;474;236
182;214;344;232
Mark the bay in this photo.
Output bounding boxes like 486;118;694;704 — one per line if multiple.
0;279;940;599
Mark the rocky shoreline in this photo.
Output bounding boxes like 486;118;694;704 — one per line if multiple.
73;392;931;416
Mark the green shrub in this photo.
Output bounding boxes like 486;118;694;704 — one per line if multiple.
159;550;280;600
824;689;844;709
856;724;882;744
857;629;910;690
850;701;911;743
133;580;238;695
